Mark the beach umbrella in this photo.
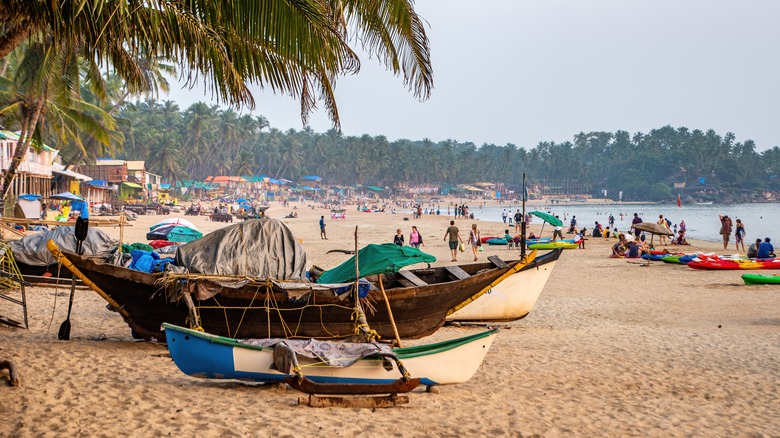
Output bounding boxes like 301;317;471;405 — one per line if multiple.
632;222;673;266
150;217;198;231
146;224;203;243
529;211;562;226
529;210;562;239
50;192;84;201
632;222;674;236
317;243;437;284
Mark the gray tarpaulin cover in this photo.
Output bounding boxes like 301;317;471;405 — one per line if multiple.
10;226;117;266
174;218;308;279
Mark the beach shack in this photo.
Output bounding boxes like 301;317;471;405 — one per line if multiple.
0;130;57;200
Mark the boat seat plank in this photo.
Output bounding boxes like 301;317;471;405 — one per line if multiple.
444;265;470;281
396;270;428;287
487;256;509;269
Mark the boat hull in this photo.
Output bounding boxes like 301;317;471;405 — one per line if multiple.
688;258;780;270
741;274;780;285
62;250;529;341
447;249;561;322
163;323;498;386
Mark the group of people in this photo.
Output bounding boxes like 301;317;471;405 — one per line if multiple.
610;233;651;258
443;221;482;262
453;204;473;220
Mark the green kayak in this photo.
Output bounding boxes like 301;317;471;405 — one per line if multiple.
742;274;780;285
660;255;682;264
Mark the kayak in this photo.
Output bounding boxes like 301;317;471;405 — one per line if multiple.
528;242;579;250
742;274;780;285
486;238;509;246
688;258;780;270
660;255;683;264
526;238;552;244
480;236;498;243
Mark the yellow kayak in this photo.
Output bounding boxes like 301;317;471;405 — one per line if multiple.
528;242;579;250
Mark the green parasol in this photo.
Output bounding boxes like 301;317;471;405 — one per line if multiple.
317;243;436;284
529;210;562;240
529;210;563;226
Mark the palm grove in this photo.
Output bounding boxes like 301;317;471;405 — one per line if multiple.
116;102;780;201
2;2;778;203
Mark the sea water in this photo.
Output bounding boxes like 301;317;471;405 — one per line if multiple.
468;202;779;243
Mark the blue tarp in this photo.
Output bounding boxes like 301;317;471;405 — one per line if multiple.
70;200;89;219
301;175;322;181
129;250;174;273
18;194;42;201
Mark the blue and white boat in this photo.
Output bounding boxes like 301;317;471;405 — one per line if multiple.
163;323;498;387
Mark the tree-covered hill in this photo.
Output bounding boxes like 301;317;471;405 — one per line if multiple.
115;101;780;201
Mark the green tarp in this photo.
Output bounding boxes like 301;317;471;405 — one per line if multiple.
316;243;436;284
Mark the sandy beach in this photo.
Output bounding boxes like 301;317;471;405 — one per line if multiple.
1;199;778;437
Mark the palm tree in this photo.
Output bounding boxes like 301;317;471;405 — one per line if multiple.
0;40;116;197
1;0;433;124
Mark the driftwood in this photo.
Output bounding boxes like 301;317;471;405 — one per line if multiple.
0;359;20;386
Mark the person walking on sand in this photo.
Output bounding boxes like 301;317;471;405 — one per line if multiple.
319;215;327;239
409;225;424;249
734;219;746;253
393;229;404;246
719;214;733;250
443;220;463;262
502;209;508;223
468;223;481;261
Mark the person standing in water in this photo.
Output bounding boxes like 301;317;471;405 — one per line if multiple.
719;214;733;250
734;219;746;253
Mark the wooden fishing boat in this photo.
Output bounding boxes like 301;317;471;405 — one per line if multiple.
741;274;780;285
163;323;498;387
447;249;561;322
50;242;535;341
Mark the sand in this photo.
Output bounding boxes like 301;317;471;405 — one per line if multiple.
1;199;778;437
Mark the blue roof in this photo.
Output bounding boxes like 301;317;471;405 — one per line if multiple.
301;175;322;181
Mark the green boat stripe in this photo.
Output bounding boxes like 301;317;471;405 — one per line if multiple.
161;323;498;358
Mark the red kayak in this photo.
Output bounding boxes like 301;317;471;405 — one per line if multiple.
688;258;780;270
480;236;498;243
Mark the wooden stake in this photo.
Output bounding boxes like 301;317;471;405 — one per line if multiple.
118;213;125;250
379;275;403;348
0;359;20;386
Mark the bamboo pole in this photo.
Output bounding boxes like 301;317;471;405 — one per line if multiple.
118;213;125;249
378;275;403;348
45;240;130;318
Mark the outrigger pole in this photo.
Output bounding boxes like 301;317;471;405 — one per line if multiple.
521;173;527;259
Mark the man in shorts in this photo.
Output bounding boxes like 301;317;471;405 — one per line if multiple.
514;209;523;233
443;220;463;262
552;216;563;241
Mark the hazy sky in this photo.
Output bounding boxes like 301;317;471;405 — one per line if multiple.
165;0;780;151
